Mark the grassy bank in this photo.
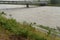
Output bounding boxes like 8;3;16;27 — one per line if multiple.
48;4;60;7
0;12;60;40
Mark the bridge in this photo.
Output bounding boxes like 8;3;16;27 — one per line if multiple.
0;1;48;8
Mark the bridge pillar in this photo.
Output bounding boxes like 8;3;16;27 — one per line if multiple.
26;4;29;8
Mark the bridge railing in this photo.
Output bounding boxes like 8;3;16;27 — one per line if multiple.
0;1;48;5
0;1;48;7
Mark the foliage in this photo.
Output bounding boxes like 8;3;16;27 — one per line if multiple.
0;12;60;40
0;12;47;40
38;25;50;30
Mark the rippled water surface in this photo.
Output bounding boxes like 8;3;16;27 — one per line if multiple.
0;4;60;28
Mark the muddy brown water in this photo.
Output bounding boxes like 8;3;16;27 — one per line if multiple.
0;4;60;28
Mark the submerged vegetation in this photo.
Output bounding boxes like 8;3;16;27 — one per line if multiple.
0;12;60;40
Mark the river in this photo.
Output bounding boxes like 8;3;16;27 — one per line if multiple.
0;4;60;28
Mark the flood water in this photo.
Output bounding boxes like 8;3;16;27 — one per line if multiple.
0;4;60;28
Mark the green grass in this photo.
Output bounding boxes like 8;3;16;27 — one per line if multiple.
48;4;60;6
0;12;60;40
38;25;60;36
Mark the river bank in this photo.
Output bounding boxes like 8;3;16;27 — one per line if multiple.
0;12;60;40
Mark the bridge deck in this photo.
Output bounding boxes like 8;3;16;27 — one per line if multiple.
0;1;48;5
